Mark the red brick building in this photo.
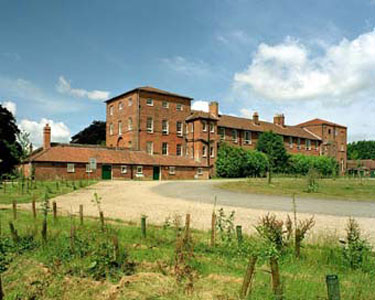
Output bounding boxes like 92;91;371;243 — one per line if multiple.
23;86;347;180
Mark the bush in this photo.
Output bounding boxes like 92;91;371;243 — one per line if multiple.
287;154;338;176
216;143;268;178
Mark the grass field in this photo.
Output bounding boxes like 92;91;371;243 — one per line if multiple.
217;177;375;201
0;179;97;204
1;207;374;299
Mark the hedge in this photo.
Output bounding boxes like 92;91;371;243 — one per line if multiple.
216;143;268;178
287;154;338;176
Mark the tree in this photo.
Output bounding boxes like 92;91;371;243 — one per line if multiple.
70;120;106;145
347;141;375;160
256;131;289;182
0;104;21;177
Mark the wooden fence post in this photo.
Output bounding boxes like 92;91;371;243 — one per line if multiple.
112;235;120;262
236;225;243;245
79;205;83;225
32;196;37;219
52;201;57;222
184;213;191;240
9;222;19;243
240;255;258;298
210;212;216;247
70;224;75;251
326;275;341;300
141;216;147;238
270;257;283;300
12;200;16;220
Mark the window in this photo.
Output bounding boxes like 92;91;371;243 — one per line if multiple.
328;129;331;135
119;102;123;110
136;166;143;174
289;137;293;149
162;101;169;108
176;121;183;136
219;128;225;140
67;163;75;173
297;138;301;150
197;168;203;175
202;121;207;132
128;97;133;106
169;166;176;175
306;139;311;150
162;120;169;135
128;141;132;147
210;146;214;158
202;145;207;157
109;123;114;135
109;106;113;116
162;142;168;155
146;141;153;155
128;117;133;130
210;123;214;133
190;123;194;133
341;144;345;152
191;147;194;158
232;129;238;143
176;103;183;111
121;165;127;174
86;164;92;173
176;144;182;156
118;121;122;136
315;140;319;150
146;98;153;106
147;117;153;133
334;128;338;136
244;131;252;144
186;123;189;134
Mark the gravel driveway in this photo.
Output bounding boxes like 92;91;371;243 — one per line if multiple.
37;180;375;242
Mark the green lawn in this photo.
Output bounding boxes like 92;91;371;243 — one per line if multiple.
0;179;98;204
0;208;374;299
217;177;375;201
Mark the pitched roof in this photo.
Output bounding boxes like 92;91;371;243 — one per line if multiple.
27;144;206;167
105;86;193;103
296;118;346;128
217;114;321;140
186;110;219;121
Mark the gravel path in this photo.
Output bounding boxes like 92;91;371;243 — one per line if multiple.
15;180;375;242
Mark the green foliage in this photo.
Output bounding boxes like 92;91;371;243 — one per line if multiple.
305;168;319;193
348;140;375;160
256;131;289;173
216;208;236;245
216;143;268;178
288;154;338;176
70;120;106;145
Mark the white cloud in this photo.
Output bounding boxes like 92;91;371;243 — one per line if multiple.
1;100;16;115
19;118;70;147
217;30;253;45
56;76;110;101
234;30;375;103
191;100;209;112
239;108;254;119
161;56;212;77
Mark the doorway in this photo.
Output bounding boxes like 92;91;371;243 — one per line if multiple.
153;166;160;180
102;165;112;180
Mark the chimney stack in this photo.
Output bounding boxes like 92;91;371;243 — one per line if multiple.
209;101;219;117
253;112;259;125
273;114;285;127
43;123;51;150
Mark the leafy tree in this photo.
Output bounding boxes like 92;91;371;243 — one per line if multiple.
256;131;289;181
287;154;338;177
71;120;106;145
0;104;21;177
347;141;375;160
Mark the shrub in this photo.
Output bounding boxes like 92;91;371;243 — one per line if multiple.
216;143;268;178
287;154;338;176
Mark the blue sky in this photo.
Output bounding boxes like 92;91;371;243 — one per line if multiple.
1;0;375;145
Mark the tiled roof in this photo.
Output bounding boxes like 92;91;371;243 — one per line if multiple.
105;86;193;103
296;118;346;128
27;144;206;167
186;110;219;121
217;114;321;140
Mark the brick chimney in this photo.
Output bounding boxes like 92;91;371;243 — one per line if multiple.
43;123;51;150
273;114;285;127
253;112;259;125
209;101;219;117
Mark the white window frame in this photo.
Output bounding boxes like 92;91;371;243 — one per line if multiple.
128;117;133;130
232;129;238;143
136;166;143;174
162;142;168;155
67;163;75;173
210;146;214;158
169;166;176;175
244;131;252;144
202;121;207;132
197;168;203;175
219;128;225;141
176;103;183;111
128;97;133;106
315;140;319;150
119;102;123;111
297;138;301;150
85;163;92;173
202;145;207;157
147;117;153;133
341;144;345;152
121;165;127;174
109;123;114;135
289;137;293;149
146;98;153;106
210;122;215;133
162;120;169;135
176;121;183;136
118;121;122;136
176;144;182;156
109;106;113;116
146;141;153;155
306;139;311;150
162;101;169;108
